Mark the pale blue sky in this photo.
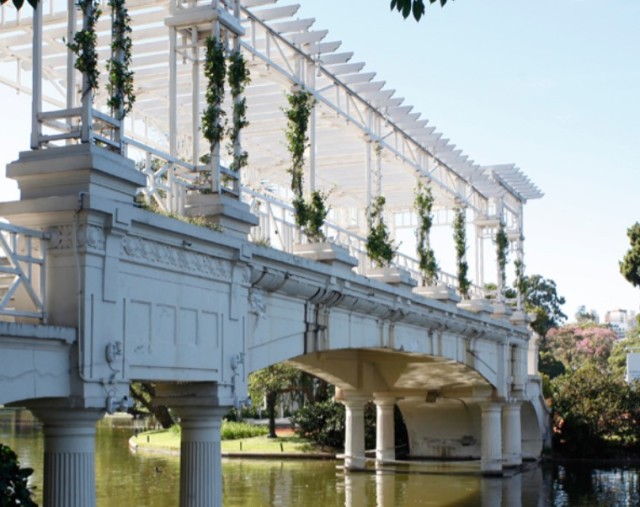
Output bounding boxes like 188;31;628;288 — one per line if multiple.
1;0;638;321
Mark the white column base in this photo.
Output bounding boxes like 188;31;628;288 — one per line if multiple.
502;401;523;467
374;394;396;464
481;402;503;475
30;406;104;507
338;391;369;471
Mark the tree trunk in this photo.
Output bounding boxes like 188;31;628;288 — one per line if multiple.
130;382;175;429
266;390;278;438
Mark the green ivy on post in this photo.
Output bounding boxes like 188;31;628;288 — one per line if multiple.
67;0;102;98
107;0;135;120
414;181;439;285
495;222;509;297
227;49;251;172
453;206;471;299
366;195;397;268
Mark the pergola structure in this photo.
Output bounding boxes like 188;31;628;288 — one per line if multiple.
0;0;542;301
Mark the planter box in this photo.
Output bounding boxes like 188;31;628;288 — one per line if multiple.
184;193;258;239
413;284;461;304
366;266;417;288
457;297;494;314
293;242;358;270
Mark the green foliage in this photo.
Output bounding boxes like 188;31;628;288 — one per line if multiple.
544;323;617;374
202;37;227;154
366;196;397;268
390;0;452;21
609;327;640;381
453;206;470;298
227;49;251;172
221;421;269;440
414;181;439;285
106;0;135;119
522;274;567;337
291;399;377;451
620;222;640;288
67;0;102;96
495;223;509;290
284;88;329;242
0;444;36;506
551;364;640;456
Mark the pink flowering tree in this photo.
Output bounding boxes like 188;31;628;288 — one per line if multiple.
546;324;618;372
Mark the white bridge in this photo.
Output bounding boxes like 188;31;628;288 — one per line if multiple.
0;1;548;505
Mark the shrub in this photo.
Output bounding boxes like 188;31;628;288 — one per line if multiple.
0;443;36;506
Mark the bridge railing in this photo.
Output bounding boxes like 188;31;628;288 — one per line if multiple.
0;221;48;323
128;145;485;298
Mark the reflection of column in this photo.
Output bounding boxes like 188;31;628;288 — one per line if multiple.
481;477;503;507
344;472;367;507
340;392;368;470
30;406;104;507
502;472;522;507
155;383;231;507
375;470;395;507
502;402;522;467
374;394;395;464
481;402;503;475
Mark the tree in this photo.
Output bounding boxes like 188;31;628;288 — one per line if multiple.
129;382;175;429
546;323;617;374
551;363;640;456
575;305;598;324
620;222;640;288
609;324;640;380
522;274;567;337
248;364;301;438
390;0;452;21
0;444;36;507
1;0;37;9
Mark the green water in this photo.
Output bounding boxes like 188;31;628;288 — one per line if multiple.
2;409;640;506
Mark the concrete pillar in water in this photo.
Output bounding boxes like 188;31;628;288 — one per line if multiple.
481;402;503;475
29;405;104;507
155;382;231;507
337;390;369;470
502;401;523;467
373;394;396;464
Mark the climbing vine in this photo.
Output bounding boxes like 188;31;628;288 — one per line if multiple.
106;0;135;119
202;36;227;154
367;195;397;268
227;48;251;171
414;181;439;285
453;206;471;299
284;87;328;242
514;259;526;307
67;0;102;96
495;222;509;291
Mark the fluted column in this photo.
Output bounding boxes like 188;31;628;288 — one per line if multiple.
30;406;104;507
177;406;227;507
481;402;503;475
338;391;369;470
373;394;395;464
154;382;232;507
502;401;523;467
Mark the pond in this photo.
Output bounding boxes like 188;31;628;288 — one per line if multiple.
2;409;639;506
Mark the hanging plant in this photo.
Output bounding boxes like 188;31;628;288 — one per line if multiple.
106;0;135;119
202;36;227;155
414;181;439;285
67;0;102;96
453;206;471;299
284;87;328;242
366;195;397;268
227;48;251;171
514;259;527;309
495;222;509;292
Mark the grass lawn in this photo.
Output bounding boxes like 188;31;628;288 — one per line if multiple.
132;428;332;455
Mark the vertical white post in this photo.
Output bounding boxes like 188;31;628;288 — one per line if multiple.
374;394;395;464
80;2;94;143
30;0;43;149
177;406;227;507
307;60;316;194
66;0;77;137
30;407;104;507
191;26;200;170
502;401;522;467
481;402;503;475
339;392;368;471
476;225;484;290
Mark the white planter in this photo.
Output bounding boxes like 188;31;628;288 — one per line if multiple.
184;193;258;239
293;242;358;270
413;284;461;303
457;297;494;314
366;266;417;288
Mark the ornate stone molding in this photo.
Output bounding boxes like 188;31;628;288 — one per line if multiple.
120;235;232;281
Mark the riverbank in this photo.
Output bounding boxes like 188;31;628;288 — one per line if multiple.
129;427;336;459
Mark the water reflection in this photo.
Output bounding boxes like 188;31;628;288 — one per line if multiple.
2;409;640;506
